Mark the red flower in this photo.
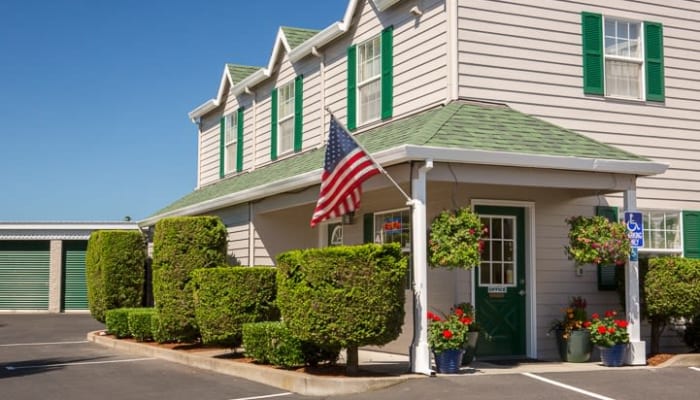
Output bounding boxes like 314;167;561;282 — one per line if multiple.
607;327;616;334
461;317;473;325
442;330;453;339
455;308;464;317
597;326;607;334
615;320;628;329
591;313;600;320
605;310;616;318
469;228;476;235
427;312;441;322
583;321;592;328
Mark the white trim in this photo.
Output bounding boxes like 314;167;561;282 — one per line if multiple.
188;99;218;122
471;199;537;360
0;222;139;231
372;0;404;11
446;0;458;101
289;23;345;63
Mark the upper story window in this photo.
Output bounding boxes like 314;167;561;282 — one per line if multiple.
270;75;303;161
224;112;238;174
278;81;295;155
347;26;393;130
640;210;681;253
581;12;664;102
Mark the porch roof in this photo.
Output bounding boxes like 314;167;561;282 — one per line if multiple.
143;100;667;225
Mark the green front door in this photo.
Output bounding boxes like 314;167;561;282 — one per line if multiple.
474;205;526;358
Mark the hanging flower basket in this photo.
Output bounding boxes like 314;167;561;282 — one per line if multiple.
428;208;486;270
565;216;631;266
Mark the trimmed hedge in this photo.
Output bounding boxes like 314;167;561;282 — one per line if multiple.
242;322;339;368
276;243;407;372
86;230;146;322
105;308;136;338
150;312;172;344
128;308;156;342
192;266;279;347
152;216;227;342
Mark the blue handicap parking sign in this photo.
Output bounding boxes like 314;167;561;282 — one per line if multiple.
625;211;644;248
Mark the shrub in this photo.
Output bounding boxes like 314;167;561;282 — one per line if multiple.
150;312;172;344
242;322;339;368
276;243;407;374
152;216;227;342
192;266;279;347
105;308;135;339
128;308;156;342
86;230;146;322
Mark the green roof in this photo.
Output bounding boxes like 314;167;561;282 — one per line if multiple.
152;100;648;217
281;27;320;49
226;64;261;85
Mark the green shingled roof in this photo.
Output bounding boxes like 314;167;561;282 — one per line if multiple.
227;64;261;85
152;100;648;217
281;27;320;49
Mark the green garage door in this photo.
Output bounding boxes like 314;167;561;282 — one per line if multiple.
0;241;50;310
62;241;88;310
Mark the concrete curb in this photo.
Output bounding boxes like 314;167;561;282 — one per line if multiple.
655;353;700;368
87;331;417;396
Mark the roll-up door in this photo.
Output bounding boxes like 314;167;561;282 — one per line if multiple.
0;241;50;310
62;241;88;310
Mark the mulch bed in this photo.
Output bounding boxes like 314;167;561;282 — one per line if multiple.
646;353;675;366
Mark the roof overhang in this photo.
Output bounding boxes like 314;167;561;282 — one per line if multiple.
0;221;140;240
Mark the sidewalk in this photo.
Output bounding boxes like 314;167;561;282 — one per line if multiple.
88;331;699;396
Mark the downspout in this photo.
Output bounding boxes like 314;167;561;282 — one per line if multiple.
248;202;256;266
623;183;645;365
312;46;326;145
410;159;433;376
245;86;257;171
446;0;459;102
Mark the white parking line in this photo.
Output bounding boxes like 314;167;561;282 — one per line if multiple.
5;357;156;370
0;340;88;347
227;393;293;400
522;372;616;400
690;367;700;372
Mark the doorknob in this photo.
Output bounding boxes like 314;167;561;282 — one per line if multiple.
519;290;526;296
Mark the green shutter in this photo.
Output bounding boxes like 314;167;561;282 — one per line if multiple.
596;206;619;222
683;210;700;259
347;45;357;131
644;21;665;102
596;206;619;290
581;12;604;95
381;26;393;120
294;75;303;152
270;88;278;161
236;107;244;172
363;213;374;244
219;117;225;178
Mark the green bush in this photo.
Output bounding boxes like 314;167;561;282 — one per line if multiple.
105;308;135;338
152;216;227;342
242;322;339;368
276;243;407;373
86;230;146;322
128;308;156;342
150;312;172;344
192;266;279;347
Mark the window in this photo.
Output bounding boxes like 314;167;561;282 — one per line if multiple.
640;210;681;253
370;209;410;251
270;75;303;160
479;215;516;286
347;26;393;130
581;12;664;101
219;107;243;177
278;82;295;155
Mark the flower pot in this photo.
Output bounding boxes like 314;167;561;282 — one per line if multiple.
556;329;592;363
461;331;479;366
598;344;626;367
433;348;465;373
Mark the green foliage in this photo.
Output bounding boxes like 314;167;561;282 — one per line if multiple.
128;308;156;342
191;266;279;347
105;308;136;338
150;312;173;344
429;208;486;269
565;216;631;266
276;243;407;349
586;310;629;347
427;309;471;353
645;257;700;319
152;216;227;342
242;322;340;368
85;230;146;322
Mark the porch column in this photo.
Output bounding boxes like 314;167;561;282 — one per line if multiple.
410;159;433;375
623;186;646;365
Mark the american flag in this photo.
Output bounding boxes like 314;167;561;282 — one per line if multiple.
310;116;380;227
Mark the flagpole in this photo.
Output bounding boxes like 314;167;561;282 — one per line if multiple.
325;107;412;204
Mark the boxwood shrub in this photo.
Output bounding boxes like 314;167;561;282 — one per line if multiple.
86;230;146;322
152;216;227;342
276;243;407;373
128;308;156;342
150;312;173;344
192;266;279;347
105;308;136;338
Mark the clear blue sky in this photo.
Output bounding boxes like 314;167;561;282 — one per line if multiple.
0;0;347;222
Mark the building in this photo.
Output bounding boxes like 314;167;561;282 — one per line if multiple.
142;0;700;366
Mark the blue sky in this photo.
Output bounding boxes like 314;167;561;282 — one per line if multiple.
0;0;347;222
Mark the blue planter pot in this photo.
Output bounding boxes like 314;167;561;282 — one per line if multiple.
598;344;626;367
434;348;465;373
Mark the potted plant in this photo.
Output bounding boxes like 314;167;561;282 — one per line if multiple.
549;296;592;362
565;216;631;266
429;208;487;269
427;309;471;373
452;302;480;366
585;310;630;367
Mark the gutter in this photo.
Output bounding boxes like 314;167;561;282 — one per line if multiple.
288;22;346;63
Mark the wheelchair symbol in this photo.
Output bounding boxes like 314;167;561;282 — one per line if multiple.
627;219;640;232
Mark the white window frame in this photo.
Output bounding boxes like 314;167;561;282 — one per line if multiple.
277;81;295;155
356;35;382;125
603;16;645;100
224;112;237;174
478;214;517;288
639;209;682;254
373;208;410;252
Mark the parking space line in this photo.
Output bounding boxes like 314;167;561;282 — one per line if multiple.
0;340;88;347
522;372;616;400
5;357;156;370
227;393;293;400
690;367;700;372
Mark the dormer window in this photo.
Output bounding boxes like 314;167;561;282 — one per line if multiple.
270;75;303;160
277;81;295;155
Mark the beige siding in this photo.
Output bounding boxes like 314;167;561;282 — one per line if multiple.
198;111;222;187
457;0;700;214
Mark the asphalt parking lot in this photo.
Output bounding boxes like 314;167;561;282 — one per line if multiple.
2;314;699;400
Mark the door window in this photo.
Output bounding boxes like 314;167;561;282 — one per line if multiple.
479;215;517;287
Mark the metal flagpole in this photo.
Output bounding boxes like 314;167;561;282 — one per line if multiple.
325;107;412;204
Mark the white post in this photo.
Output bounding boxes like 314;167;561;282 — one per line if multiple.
410;160;433;375
623;186;646;365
